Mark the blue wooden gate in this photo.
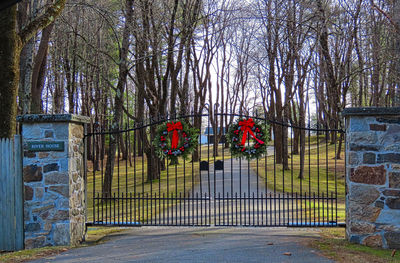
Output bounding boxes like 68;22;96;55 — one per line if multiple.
0;135;24;251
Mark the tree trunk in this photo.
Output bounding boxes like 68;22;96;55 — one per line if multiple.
298;85;306;179
19;37;34;114
298;127;306;179
53;64;64;113
17;0;38;115
31;23;54;113
179;47;191;116
86;123;93;162
0;6;20;138
119;128;128;160
145;127;161;182
282;113;289;171
292;128;299;155
336;132;344;160
135;61;145;157
103;131;120;196
167;0;180;116
94;134;101;171
273;92;284;164
102;0;133;198
192;115;202;162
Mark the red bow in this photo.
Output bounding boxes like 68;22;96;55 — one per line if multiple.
238;118;264;146
167;121;183;149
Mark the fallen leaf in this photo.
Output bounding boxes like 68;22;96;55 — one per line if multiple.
283;252;292;256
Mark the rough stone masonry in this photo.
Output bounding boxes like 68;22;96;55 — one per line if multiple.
17;114;89;249
343;107;400;249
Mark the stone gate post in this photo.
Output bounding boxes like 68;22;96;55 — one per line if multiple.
17;114;90;249
342;108;400;249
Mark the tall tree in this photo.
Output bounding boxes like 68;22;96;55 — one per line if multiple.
31;22;54;113
103;0;134;197
0;0;66;138
18;0;38;114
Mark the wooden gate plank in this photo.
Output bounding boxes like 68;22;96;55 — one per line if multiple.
0;139;5;250
2;139;11;251
9;138;16;250
14;135;24;250
5;138;13;251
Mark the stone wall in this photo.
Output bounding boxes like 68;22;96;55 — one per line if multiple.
343;108;400;249
17;114;89;249
68;123;86;245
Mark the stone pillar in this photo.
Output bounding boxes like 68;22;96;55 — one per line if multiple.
342;108;400;249
17;114;90;249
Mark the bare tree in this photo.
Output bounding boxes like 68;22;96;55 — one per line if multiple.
102;0;134;197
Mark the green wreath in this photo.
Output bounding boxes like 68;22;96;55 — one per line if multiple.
153;120;199;161
227;118;269;160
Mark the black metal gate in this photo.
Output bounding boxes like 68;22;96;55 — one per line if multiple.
85;112;345;227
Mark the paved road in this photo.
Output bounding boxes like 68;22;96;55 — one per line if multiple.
29;227;334;263
160;157;295;226
194;157;268;197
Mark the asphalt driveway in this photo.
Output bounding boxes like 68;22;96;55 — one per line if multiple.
29;227;334;263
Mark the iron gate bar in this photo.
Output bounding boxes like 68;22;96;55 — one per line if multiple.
85;111;344;227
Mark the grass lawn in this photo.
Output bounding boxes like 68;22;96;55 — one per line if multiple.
252;138;346;222
86;145;232;223
310;228;400;263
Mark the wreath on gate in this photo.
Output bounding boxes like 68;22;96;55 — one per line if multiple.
227;118;269;160
153;120;199;161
